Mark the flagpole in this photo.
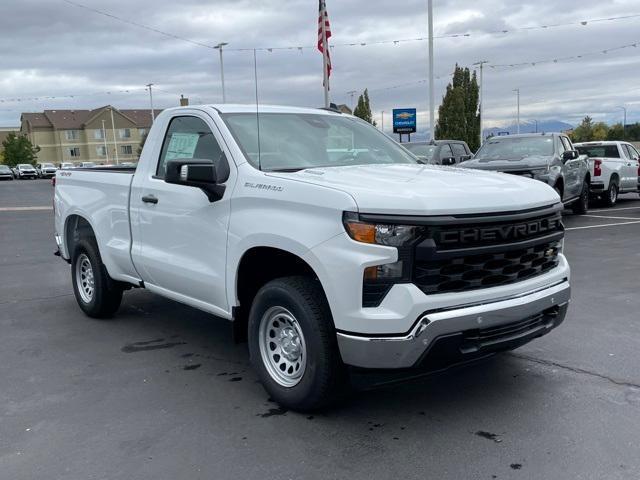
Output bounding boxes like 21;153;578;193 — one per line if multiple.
321;5;330;108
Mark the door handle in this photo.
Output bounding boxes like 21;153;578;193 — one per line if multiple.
142;194;158;204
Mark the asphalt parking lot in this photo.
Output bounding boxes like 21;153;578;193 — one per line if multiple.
1;180;639;480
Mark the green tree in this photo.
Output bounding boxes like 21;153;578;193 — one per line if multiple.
435;65;480;151
606;123;623;141
353;89;376;126
591;122;609;141
1;133;40;167
570;116;594;143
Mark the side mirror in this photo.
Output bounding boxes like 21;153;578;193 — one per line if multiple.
562;150;579;161
165;158;226;202
441;157;456;166
460;154;472;162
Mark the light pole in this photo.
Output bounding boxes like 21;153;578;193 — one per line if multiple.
146;83;155;123
381;111;385;132
109;107;119;165
427;0;435;142
347;90;357;111
513;88;520;134
615;106;627;139
101;119;109;163
534;119;538;133
473;60;489;146
214;42;229;103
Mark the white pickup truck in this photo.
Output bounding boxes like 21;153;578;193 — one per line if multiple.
574;141;640;206
54;105;571;410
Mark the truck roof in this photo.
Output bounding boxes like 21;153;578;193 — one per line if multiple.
162;104;344;116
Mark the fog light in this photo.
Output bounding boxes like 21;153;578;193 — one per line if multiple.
364;261;404;280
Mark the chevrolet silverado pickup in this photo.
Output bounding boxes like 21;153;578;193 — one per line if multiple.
461;133;590;214
574;141;640;206
54;105;571;410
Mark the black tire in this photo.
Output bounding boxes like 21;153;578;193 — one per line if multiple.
248;276;347;411
71;239;123;318
571;180;589;214
603;180;618;207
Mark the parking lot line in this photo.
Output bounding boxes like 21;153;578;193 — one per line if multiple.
0;206;53;212
566;220;640;231
583;215;640;221
589;206;640;213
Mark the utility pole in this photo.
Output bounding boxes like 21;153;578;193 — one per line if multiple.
473;60;489;146
513;88;520;134
214;42;228;103
616;106;627;139
427;0;435;142
146;84;155;123
347;90;357;111
101;119;109;163
534;119;538;133
109;107;119;165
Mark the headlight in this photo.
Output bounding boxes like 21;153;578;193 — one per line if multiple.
343;212;423;247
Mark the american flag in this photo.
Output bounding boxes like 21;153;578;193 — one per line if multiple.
317;0;332;82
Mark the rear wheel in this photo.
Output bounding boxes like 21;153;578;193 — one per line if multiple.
603;180;618;207
571;180;589;215
248;276;347;411
71;239;123;318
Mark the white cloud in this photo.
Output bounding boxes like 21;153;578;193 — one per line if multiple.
1;0;639;131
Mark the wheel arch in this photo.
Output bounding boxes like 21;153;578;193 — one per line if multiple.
64;214;98;258
232;246;328;342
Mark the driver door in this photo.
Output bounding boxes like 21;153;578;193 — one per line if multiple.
130;113;234;316
560;136;581;199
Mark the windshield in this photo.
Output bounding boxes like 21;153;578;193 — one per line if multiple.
18;164;33;169
42;163;55;168
0;165;10;171
82;162;95;167
576;145;620;158
474;136;554;161
222;113;417;171
404;144;437;159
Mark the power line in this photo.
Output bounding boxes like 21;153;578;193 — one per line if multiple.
60;0;640;53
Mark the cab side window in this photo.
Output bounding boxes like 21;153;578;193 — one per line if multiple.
451;143;468;159
440;144;454;162
561;136;573;152
156;116;223;179
623;144;639;161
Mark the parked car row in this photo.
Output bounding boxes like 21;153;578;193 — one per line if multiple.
0;161;138;181
402;133;639;212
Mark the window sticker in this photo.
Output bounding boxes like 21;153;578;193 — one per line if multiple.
165;132;199;160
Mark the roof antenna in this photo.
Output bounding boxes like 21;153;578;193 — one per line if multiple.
253;48;262;171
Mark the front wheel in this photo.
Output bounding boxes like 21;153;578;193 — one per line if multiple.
572;181;589;215
71;239;123;318
248;276;347;411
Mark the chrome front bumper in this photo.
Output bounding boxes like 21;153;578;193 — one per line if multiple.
337;280;570;369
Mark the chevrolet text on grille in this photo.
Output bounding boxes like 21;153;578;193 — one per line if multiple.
438;217;562;245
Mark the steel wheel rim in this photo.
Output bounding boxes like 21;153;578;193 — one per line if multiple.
75;253;95;303
610;184;617;203
258;306;307;387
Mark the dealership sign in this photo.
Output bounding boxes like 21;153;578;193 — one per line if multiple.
392;108;417;134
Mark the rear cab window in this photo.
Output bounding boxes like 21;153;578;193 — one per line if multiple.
575;145;620;158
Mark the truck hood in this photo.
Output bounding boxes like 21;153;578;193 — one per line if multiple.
268;164;559;215
461;155;551;171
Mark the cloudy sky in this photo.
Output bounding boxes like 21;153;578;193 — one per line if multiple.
1;0;639;133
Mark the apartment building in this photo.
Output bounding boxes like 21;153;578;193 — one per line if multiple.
20;106;162;165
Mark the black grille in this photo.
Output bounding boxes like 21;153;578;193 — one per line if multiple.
414;241;560;294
